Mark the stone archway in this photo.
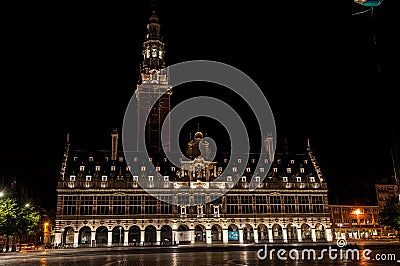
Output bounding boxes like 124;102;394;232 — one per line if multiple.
243;224;254;243
112;226;124;245
128;225;141;246
177;225;190;244
301;223;312;242
145;225;157;244
63;227;75;247
211;224;222;242
95;226;108;246
272;224;283;242
195;224;206;242
257;224;269;243
228;224;239;242
161;225;172;245
78;226;91;247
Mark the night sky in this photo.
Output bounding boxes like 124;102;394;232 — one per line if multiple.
1;1;398;210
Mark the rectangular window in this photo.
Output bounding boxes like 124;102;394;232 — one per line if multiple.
89;157;93;162
102;175;107;181
112;196;126;215
164;176;169;182
111;166;116;171
80;166;85;171
69;175;76;181
227;176;232;182
95;166;100;171
86;175;92;181
133;176;138;181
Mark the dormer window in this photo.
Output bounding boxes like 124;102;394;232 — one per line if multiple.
282;177;288;182
119;157;123;162
251;159;256;164
237;159;242;164
148;158;153;162
86;175;92;181
255;176;260;182
89;157;93;162
264;159;269;164
73;156;78;161
296;176;302;182
246;167;251;172
133;157;138;162
141;166;146;171
290;160;295;164
273;167;278;173
232;167;237;173
111;166;116;171
224;158;228;163
102;175;107;181
133;176;138;182
70;175;76;181
277;159;281;164
309;176;315;182
227;176;232;182
105;157;109;162
156;166;161;172
171;166;176;172
163;158;167;162
80;166;85;171
149;176;154;182
241;176;246;182
95;166;100;171
218;167;223;172
260;167;265;173
300;167;305;173
164;176;169;182
303;159;308;164
286;168;291;173
126;166;131;171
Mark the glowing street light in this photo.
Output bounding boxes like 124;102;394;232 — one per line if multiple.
0;191;4;197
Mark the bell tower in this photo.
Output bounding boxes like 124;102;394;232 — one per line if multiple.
136;8;172;154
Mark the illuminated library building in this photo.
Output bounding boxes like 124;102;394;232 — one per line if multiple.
54;10;333;247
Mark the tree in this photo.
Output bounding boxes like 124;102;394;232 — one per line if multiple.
16;203;40;251
0;198;18;252
379;196;400;239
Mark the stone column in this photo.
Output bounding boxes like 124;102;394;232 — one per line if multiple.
156;230;161;245
91;231;96;247
124;230;129;246
73;231;79;247
222;228;228;244
206;229;212;244
311;228;316;242
297;228;302;242
268;228;273;243
238;228;244;243
254;229;259;243
140;230;145;246
107;230;113;246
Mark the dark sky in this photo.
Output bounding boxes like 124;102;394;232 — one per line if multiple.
1;1;398;210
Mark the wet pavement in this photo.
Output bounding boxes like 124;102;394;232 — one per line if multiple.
1;241;399;265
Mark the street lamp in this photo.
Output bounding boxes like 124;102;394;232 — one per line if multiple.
0;191;4;198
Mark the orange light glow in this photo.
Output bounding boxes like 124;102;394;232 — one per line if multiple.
353;209;361;215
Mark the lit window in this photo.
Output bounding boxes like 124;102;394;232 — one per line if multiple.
273;168;278;173
95;166;100;171
141;166;146;171
287;168;291;173
102;175;107;181
238;159;242;163
105;157;109;162
133;176;138;181
133;157;138;162
224;158;228;163
111;166;116;171
227;176;232;182
309;176;315;182
70;175;76;181
73;156;78;161
260;167;265;173
282;177;288;182
180;206;186;215
303;159;308;164
149;158;152;162
164;176;169;182
300;167;304;173
246;167;251;172
296;176;302;182
119;157;123;162
232;167;237;173
149;176;154;182
277;159;281;164
251;159;255;164
163;158;167;162
255;176;260;182
290;160;295;164
86;175;92;181
264;159;269;163
241;176;246;182
126;166;131;171
156;166;161;171
80;166;85;171
89;157;93;162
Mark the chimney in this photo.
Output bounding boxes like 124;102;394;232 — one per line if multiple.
111;128;119;161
